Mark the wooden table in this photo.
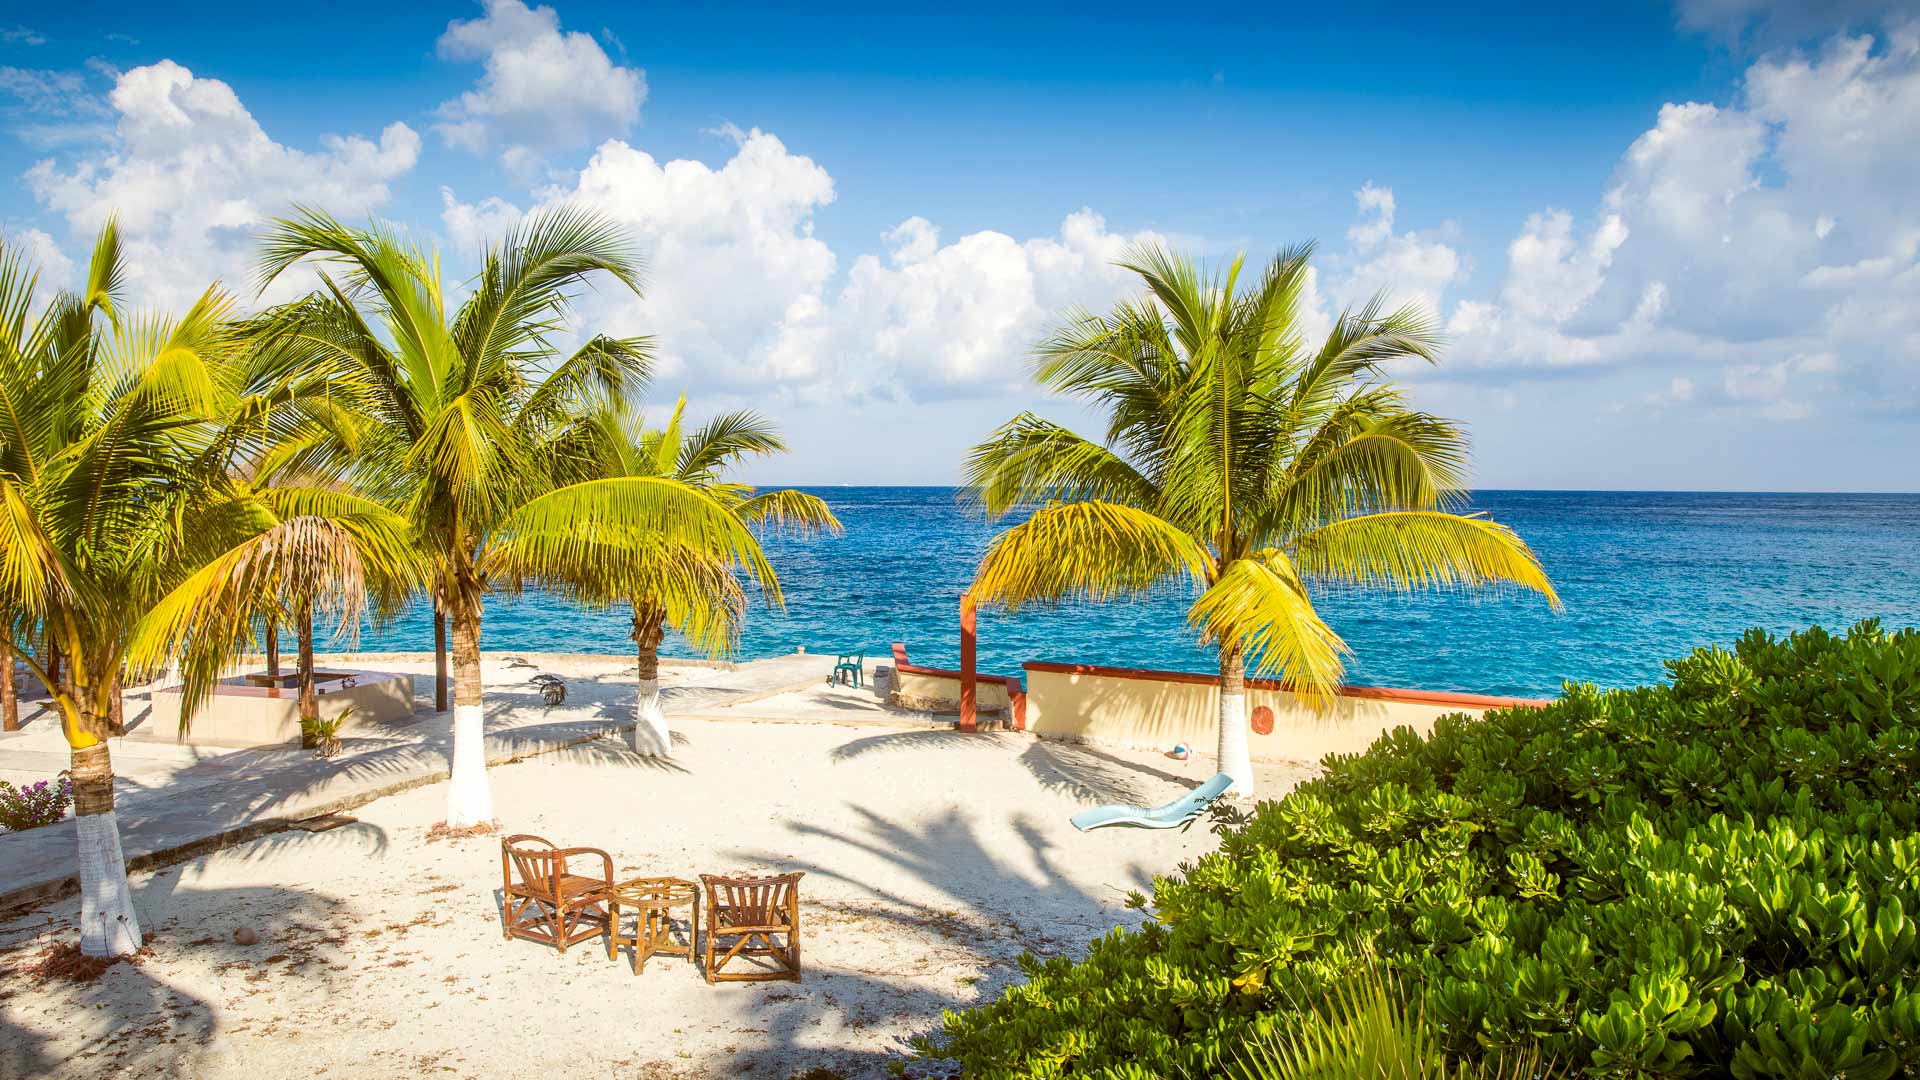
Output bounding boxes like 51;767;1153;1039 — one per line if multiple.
605;876;699;975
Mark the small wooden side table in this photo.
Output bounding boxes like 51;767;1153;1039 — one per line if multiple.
606;876;699;975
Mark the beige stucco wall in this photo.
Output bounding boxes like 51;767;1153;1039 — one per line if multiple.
889;667;1013;713
1024;666;1516;764
144;672;416;747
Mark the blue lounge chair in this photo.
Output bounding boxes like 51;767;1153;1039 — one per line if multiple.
1070;773;1235;831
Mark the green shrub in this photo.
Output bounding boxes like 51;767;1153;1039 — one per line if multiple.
927;623;1920;1078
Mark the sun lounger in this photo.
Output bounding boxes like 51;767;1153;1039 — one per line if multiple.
1069;773;1235;831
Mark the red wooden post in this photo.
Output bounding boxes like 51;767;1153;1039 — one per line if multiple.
958;598;978;733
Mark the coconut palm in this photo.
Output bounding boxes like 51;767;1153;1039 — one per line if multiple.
0;223;246;955
252;207;780;827
964;243;1559;797
490;394;839;756
127;485;421;747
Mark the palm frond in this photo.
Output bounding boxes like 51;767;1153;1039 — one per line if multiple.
492;475;782;604
734;489;841;537
1266;410;1472;536
451;202;643;386
962;413;1157;517
1290;511;1560;607
128;514;379;726
676;409;786;482
517;334;654;436
0;477;72;618
968;500;1212;611
1230;955;1551;1079
1186;547;1349;701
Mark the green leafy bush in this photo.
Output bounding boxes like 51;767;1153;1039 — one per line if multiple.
928;624;1920;1078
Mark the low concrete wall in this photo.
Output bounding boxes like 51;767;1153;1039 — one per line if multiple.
1023;662;1546;763
144;671;416;747
887;643;1023;721
892;666;1013;712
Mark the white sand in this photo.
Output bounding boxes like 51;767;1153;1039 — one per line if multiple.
1;676;1314;1079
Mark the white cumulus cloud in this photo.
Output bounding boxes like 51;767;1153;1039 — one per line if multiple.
444;129;1166;402
435;0;645;169
24;59;418;310
1432;26;1920;425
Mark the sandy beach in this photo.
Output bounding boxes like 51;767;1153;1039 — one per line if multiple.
1;653;1313;1079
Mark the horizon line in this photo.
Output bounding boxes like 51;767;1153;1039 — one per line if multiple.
747;483;1920;496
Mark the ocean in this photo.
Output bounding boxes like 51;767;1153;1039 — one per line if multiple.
355;489;1920;698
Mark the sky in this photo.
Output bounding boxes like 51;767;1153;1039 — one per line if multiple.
0;0;1916;490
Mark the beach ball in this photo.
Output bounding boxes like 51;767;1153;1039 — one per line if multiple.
1170;743;1191;760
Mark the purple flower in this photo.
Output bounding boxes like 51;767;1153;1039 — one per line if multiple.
0;775;73;832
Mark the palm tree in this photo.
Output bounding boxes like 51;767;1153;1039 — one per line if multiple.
490;395;839;756
253;207;781;827
0;224;243;954
964;244;1559;797
128;486;421;746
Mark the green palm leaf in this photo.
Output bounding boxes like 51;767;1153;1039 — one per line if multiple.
968;500;1213;610
1187;548;1349;701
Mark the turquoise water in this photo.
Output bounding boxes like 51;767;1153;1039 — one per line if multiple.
356;489;1920;698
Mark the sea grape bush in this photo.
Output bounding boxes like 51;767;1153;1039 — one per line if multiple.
0;775;73;832
928;623;1920;1078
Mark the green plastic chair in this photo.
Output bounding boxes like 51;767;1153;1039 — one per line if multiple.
831;652;865;688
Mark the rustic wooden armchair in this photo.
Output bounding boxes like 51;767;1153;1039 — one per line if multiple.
700;872;804;983
500;834;613;954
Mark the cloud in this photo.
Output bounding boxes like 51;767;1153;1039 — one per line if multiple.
0;66;102;115
1;25;46;47
0;62;117;148
807;207;1166;397
1326;182;1464;322
1421;26;1920;425
24;59;419;310
10;226;74;284
444;127;837;389
444;127;1165;401
1675;0;1914;50
435;0;645;168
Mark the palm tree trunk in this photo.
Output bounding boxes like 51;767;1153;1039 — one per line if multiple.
444;584;494;829
433;604;449;713
266;621;280;679
1216;647;1254;797
70;696;142;957
629;604;669;757
2;636;17;733
296;601;318;745
107;670;124;737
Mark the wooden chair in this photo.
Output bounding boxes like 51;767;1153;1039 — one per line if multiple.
700;872;804;983
500;834;613;953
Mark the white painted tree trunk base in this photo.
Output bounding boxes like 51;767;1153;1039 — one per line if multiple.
1216;690;1255;798
445;704;495;829
629;679;670;757
77;811;143;957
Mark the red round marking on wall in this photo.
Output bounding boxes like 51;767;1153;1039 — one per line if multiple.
1250;705;1275;736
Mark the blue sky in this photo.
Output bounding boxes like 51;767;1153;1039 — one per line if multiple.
2;1;1916;489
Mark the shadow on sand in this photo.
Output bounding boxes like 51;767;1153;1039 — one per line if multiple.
1;827;372;1076
828;729;1197;806
715;795;1160;1077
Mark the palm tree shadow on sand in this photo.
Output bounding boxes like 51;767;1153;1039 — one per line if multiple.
0;830;373;1077
828;728;1197;806
717;801;1162;1077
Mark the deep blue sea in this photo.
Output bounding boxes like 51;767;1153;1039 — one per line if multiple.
355;489;1920;698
